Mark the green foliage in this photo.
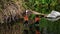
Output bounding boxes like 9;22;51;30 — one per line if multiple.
23;0;60;34
23;0;58;13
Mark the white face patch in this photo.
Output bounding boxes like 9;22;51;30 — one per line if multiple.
26;10;29;15
26;10;28;13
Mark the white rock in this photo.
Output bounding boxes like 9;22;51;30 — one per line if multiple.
46;10;60;21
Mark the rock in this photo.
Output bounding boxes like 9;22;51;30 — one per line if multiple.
46;10;60;21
